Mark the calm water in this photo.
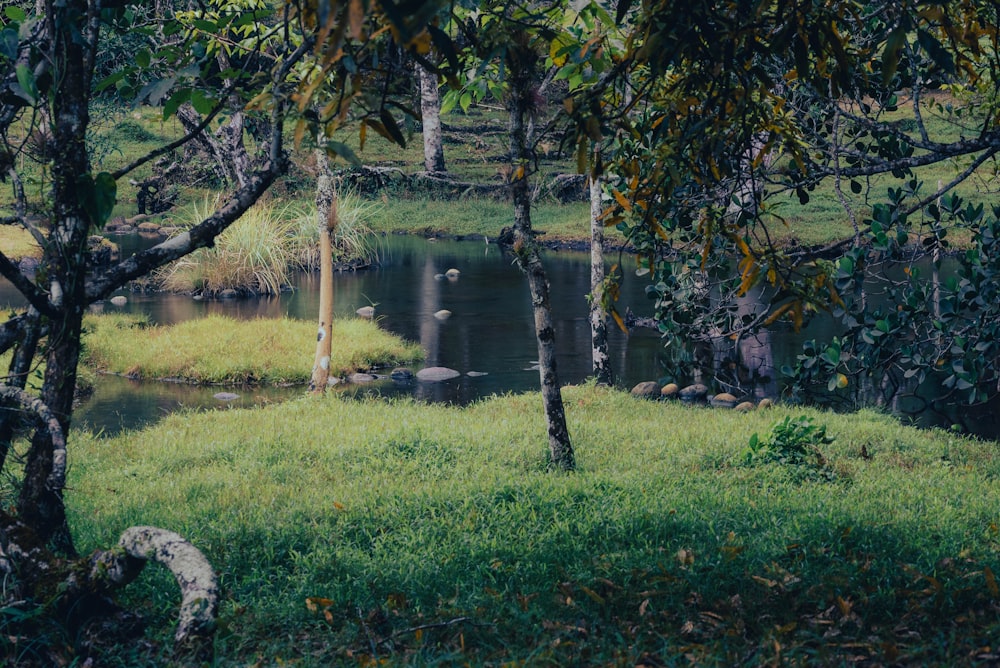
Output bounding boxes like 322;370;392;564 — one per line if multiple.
75;235;683;433
3;233;998;437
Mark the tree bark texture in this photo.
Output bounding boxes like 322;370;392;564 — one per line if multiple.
506;38;574;471
310;149;337;393
418;63;446;173
589;175;613;386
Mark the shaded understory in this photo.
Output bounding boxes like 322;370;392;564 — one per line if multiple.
42;385;1000;666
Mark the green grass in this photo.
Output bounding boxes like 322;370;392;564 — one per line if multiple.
0;225;42;260
81;313;423;384
61;384;1000;665
369;198;596;243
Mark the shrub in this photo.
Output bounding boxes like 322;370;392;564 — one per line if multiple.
742;415;835;475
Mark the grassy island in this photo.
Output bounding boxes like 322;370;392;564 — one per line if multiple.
81;314;423;385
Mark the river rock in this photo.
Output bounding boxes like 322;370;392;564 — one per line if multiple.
631;381;662;399
711;392;738;408
434;309;452;320
356;305;375;318
734;401;756;412
757;398;775;409
213;392;239;401
679;383;709;401
466;371;488;377
109;295;127;306
434;273;445;280
445;268;460;278
326;376;341;386
660;383;679;398
137;221;161;233
390;367;414;381
349;373;377;383
416;366;461;382
219;289;238;299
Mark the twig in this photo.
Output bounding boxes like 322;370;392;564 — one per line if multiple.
387;616;478;641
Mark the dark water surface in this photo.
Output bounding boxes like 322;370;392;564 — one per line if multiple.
76;235;684;434
4;233;998;437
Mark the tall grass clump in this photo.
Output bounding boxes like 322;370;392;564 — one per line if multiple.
292;186;383;270
158;197;298;296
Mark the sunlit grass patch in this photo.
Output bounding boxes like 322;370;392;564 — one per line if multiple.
81;313;422;384
0;225;41;260
67;385;1000;666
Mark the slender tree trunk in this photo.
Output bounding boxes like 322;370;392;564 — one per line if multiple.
310;149;337;393
589;175;613;386
418;63;446;173
506;42;574;471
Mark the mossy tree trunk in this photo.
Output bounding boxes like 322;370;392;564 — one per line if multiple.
589;175;613;386
418;62;446;173
506;35;574;472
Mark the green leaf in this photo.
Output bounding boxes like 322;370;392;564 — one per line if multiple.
162;88;190;120
850;180;862;194
378;109;407;148
916;28;955;75
92;172;117;228
95;70;128;93
193;19;218;32
881;26;907;86
77;172;118;228
5;6;25;21
136;49;151;69
190;89;215;115
15;63;37;103
1;28;20;61
326;141;362;166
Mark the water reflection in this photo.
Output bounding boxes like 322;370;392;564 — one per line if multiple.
2;234;997;438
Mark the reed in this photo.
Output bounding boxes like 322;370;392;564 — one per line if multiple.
158;198;299;296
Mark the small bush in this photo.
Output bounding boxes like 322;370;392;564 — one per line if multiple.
743;415;835;476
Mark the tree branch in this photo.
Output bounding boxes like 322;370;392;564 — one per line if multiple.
0;250;56;317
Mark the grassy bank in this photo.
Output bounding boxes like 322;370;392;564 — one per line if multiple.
65;384;1000;666
82;314;423;384
368;198;595;244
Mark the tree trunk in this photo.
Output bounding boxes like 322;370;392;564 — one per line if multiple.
16;0;98;555
310;149;337;393
506;41;574;471
589;175;613;386
418;63;446;173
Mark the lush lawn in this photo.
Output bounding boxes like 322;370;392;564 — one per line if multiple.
81;313;423;384
65;384;1000;665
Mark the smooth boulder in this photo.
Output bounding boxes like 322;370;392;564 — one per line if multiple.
416;366;461;382
631;381;662;399
679;383;709;401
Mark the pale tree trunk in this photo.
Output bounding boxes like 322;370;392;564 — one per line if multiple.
589;175;613;386
506;41;574;471
418;63;446;173
310;149;337;392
